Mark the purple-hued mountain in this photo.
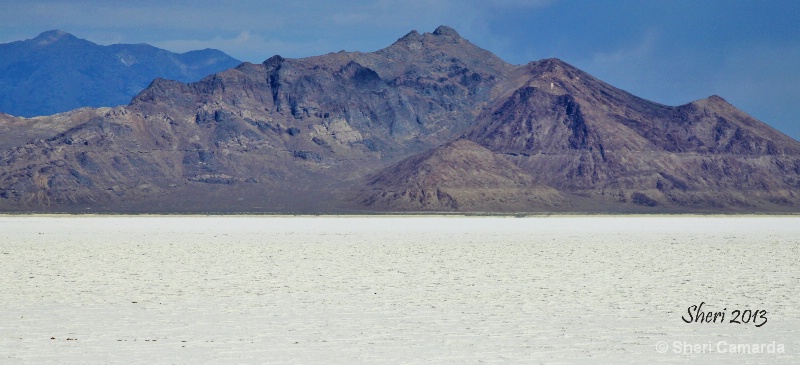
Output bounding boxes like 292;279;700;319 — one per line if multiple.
1;26;798;213
0;30;241;117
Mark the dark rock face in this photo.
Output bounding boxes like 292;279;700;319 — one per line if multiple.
0;27;799;213
0;30;241;117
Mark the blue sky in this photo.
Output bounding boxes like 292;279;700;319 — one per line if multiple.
2;0;799;140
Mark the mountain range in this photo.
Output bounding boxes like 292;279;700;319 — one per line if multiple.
1;26;798;213
0;30;241;117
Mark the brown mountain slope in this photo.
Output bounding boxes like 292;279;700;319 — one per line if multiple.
0;27;798;213
459;59;800;210
0;26;512;212
359;139;566;211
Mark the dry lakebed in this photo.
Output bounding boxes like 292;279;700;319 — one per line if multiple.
1;215;798;364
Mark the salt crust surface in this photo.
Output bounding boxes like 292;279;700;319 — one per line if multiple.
1;216;798;364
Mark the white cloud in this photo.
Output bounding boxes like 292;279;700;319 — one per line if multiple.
151;30;350;63
477;0;555;8
153;31;275;60
591;29;659;66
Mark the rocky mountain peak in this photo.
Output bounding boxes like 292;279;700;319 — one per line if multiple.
390;30;424;51
375;26;513;80
33;29;78;46
36;29;72;39
702;95;735;108
263;54;285;68
505;58;605;99
399;29;421;40
388;25;465;51
687;94;737;112
707;95;728;103
526;58;584;78
432;25;461;39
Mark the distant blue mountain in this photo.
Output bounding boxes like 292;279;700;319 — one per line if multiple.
0;30;241;117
